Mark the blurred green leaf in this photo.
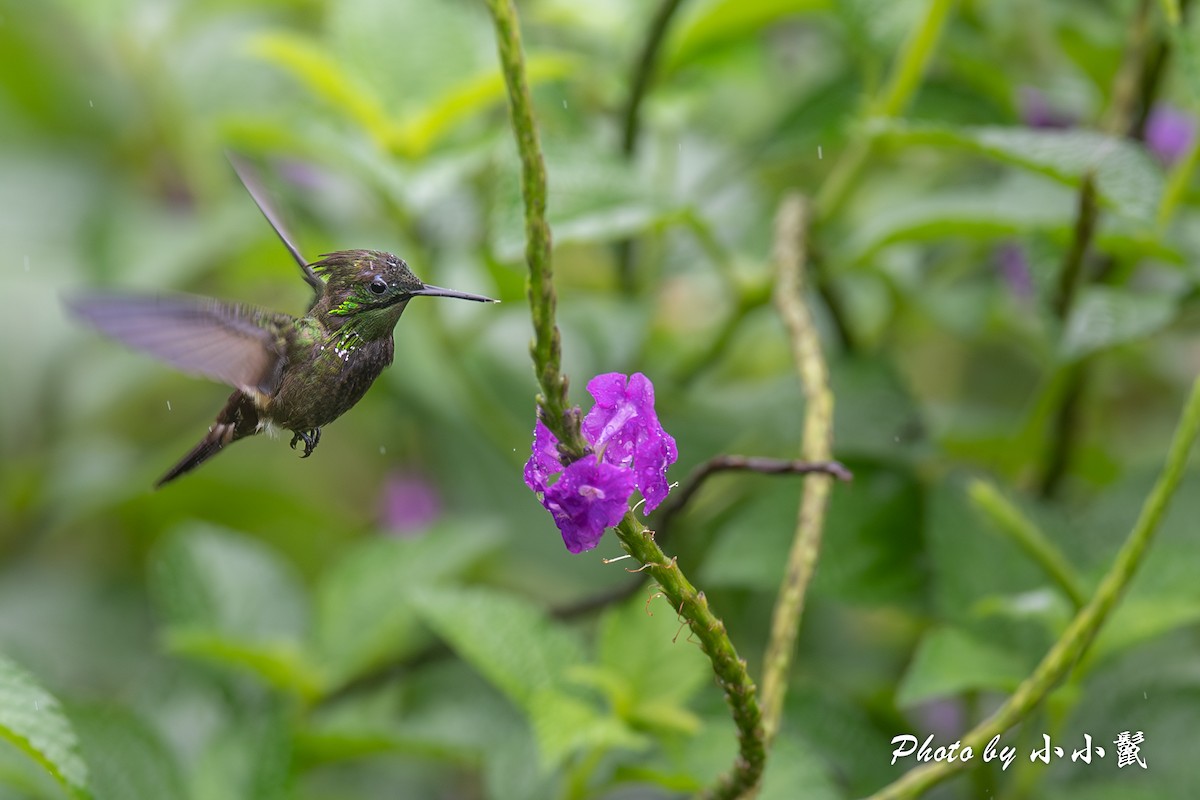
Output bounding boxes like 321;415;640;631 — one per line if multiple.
192;705;290;800
249;32;392;148
313;522;501;688
392;55;576;158
1059;286;1180;361
700;467;924;608
70;707;185;800
877;123;1165;222
527;687;646;770
301;662;513;766
895;627;1028;705
150;522;309;642
409;587;586;708
161;631;322;701
492;145;682;259
591;595;710;733
665;0;832;71
149;523;317;696
1090;596;1200;666
0;655;88;799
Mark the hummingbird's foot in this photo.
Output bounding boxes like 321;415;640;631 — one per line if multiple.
289;428;322;458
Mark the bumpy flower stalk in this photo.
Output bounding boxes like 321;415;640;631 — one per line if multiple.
483;0;585;461
760;194;837;746
485;0;766;796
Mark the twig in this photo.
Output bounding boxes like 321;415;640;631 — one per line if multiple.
869;376;1200;799
658;455;851;532
760;193;838;747
554;456;853;621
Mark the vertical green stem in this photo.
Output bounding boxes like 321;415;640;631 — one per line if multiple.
484;0;585;459
611;514;766;800
869;377;1200;800
759;194;837;746
815;0;958;221
484;2;766;796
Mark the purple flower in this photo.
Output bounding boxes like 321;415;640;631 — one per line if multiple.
1145;105;1196;165
995;242;1034;300
582;373;678;512
1018;87;1074;130
543;458;637;553
524;372;678;553
380;471;442;535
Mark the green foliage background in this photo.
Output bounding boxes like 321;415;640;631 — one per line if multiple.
1;0;1199;797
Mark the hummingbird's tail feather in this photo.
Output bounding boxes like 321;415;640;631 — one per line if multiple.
156;391;261;488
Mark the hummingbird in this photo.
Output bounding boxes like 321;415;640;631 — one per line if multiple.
66;156;496;487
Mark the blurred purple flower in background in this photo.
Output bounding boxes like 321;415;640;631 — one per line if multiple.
1145;104;1196;165
995;242;1035;300
1019;87;1075;129
380;471;442;535
525;372;678;553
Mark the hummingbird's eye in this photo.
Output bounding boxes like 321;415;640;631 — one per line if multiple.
368;277;388;295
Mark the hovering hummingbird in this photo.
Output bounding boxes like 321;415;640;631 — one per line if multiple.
66;156;496;487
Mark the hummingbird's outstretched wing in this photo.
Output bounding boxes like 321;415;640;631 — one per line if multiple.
226;152;323;295
65;294;288;397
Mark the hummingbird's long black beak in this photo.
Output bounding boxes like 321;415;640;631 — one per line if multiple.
411;284;498;303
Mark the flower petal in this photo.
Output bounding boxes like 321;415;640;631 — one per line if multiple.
582;372;677;513
542;458;636;553
524;418;563;494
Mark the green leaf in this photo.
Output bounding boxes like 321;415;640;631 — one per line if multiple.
593;595;710;733
192;705;290;800
527;687;646;770
1059;286;1180;360
482;720;558;800
409;586;585;708
895;627;1028;705
300;662;515;766
876;123;1165;222
313;522;500;687
1090;596;1200;665
71;707;185;800
846;177;1071;264
248;32;391;148
641;720;842;798
491;145;681;259
759;732;845;800
161;631;323;701
0;655;88;798
150;522;309;643
700;467;924;608
391;54;576;158
665;0;833;71
149;523;317;696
